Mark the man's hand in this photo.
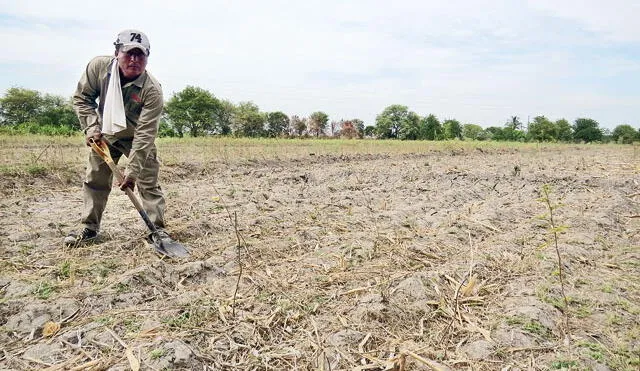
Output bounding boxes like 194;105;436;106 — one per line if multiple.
118;176;136;191
85;128;103;146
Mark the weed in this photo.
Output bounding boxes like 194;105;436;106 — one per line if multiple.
505;315;526;326
96;316;112;325
616;298;639;315
0;165;20;176
58;261;71;279
115;283;131;294
276;299;295;311
26;164;47;176
95;259;119;279
33;281;56;300
522;320;550;337
536;284;568;310
19;244;34;255
577;341;606;362
537;184;569;326
150;349;165;360
164;311;190;328
550;359;577;369
122;317;141;333
606;313;622;326
573;304;592;318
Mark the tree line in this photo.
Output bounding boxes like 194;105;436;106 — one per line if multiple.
1;86;639;144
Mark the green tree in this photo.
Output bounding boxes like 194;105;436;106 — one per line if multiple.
375;104;412;139
555;119;573;142
485;126;504;141
308;111;329;137
463;124;483;140
506;115;522;130
0;87;43;126
234;101;264;137
38;95;79;129
528;115;556;142
476;129;491;141
0;87;80;131
612;124;638;144
601;128;613;143
422;114;442;140
573;118;602;143
266;111;290;137
398;111;422;140
217;99;236;135
442;119;462;140
352;118;365;138
158;115;177;137
290;115;307;136
164;86;221;137
364;125;376;137
502;127;526;142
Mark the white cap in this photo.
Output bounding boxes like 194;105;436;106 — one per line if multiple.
114;29;150;56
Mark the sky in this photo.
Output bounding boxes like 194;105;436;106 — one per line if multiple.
1;0;639;130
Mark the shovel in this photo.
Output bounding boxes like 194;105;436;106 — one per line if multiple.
88;138;189;258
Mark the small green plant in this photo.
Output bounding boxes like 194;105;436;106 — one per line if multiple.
536;283;568;310
607;313;623;326
505;315;526;326
523;320;550;337
550;359;578;369
26;164;47;176
96;316;112;324
115;282;131;294
537;184;569;326
19;244;34;255
573;304;593;318
33;281;56;300
58;261;71;279
164;311;190;328
122;317;141;333
149;348;165;360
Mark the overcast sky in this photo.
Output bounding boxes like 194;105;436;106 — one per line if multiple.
1;0;639;129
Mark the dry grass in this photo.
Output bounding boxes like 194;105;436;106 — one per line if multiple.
1;135;639;370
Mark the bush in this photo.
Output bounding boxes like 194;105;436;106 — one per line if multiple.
0;122;77;136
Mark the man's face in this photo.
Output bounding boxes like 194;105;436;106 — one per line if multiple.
116;48;148;79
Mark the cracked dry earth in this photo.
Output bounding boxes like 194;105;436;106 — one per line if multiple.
1;139;639;370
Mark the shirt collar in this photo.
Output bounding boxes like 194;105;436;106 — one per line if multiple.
123;71;147;88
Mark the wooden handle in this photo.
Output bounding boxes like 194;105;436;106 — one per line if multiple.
89;138;142;213
88;138;160;236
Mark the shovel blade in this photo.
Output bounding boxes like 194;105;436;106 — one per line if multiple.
149;234;190;258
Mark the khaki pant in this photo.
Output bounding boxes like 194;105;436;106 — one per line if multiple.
82;138;165;231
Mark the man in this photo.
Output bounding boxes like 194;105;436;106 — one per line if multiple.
65;29;171;246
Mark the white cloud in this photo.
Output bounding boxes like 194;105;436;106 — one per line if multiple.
529;0;640;42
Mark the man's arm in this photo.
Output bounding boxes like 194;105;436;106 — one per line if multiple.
125;87;163;180
73;57;104;140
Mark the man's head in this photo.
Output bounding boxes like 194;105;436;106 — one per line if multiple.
114;29;150;80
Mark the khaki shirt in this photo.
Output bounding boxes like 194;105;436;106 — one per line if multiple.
73;56;163;180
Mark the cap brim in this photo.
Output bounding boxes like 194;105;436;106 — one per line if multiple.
121;44;149;56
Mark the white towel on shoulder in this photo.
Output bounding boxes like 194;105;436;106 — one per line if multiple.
102;59;127;135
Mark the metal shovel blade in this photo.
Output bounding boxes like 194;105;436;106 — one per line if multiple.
149;233;190;258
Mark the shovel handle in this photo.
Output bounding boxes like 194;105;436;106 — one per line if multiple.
88;138;158;234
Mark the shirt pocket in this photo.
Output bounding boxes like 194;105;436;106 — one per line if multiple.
123;89;143;123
